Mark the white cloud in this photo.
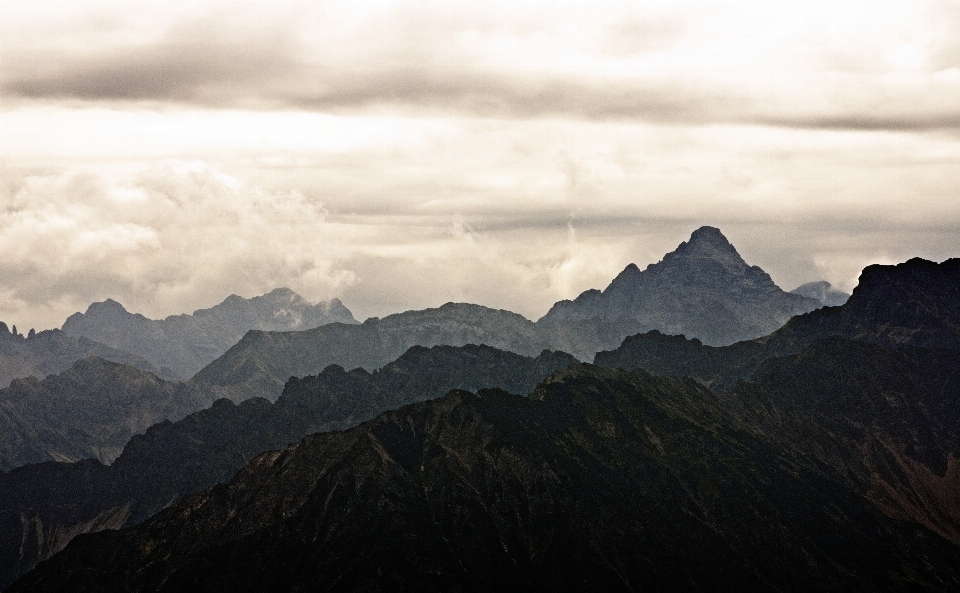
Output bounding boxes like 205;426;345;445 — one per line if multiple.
0;2;959;331
0;160;355;329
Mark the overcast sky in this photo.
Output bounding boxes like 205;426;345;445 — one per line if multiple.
1;1;959;331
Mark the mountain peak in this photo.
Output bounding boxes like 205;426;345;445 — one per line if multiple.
85;298;130;316
652;226;746;275
689;225;729;243
676;226;739;256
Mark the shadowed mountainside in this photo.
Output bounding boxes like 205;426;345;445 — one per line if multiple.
11;362;960;592
0;357;223;471
0;345;576;589
596;257;960;391
62;288;356;379
537;226;820;357
725;338;960;547
0;324;176;389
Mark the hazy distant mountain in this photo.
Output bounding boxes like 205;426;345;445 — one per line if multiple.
596;257;960;391
193;302;551;397
538;226;820;356
790;280;849;306
14;361;960;592
0;345;576;589
0;357;221;471
61;288;356;379
0;323;174;388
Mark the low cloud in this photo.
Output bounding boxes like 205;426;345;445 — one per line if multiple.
0;161;354;329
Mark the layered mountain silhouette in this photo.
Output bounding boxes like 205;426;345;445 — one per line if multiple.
790;280;849;306
193;228;818;393
0;345;575;589
6;233;960;590
192;303;551;398
537;226;820;355
0;357;224;471
12;361;960;591
62;288;356;379
0;324;174;388
596;257;960;391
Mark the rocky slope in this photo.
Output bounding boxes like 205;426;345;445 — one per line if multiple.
538;226;820;355
727;338;960;547
0;357;222;471
0;324;174;388
790;280;849;306
192;302;552;397
62;288;356;379
12;363;960;592
596;257;960;390
0;345;576;589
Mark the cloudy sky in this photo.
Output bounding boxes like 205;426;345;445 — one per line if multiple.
1;1;959;331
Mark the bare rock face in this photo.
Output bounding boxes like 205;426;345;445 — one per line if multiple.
790;280;850;306
538;226;820;356
62;288;357;379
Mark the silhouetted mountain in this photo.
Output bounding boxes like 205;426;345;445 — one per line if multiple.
596;257;960;390
790;280;849;306
62;288;356;379
0;357;221;471
192;303;551;397
537;226;820;357
0;324;175;388
13;363;960;592
0;345;575;589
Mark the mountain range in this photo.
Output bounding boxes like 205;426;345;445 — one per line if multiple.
0;324;175;388
193;227;825;393
3;227;959;590
595;257;960;391
0;345;576;589
62;288;356;379
11;351;960;591
0;357;226;471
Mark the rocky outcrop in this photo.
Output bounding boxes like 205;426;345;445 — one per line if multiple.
538;226;820;356
62;288;356;379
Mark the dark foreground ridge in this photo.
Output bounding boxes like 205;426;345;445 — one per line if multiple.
11;362;960;592
0;344;576;589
